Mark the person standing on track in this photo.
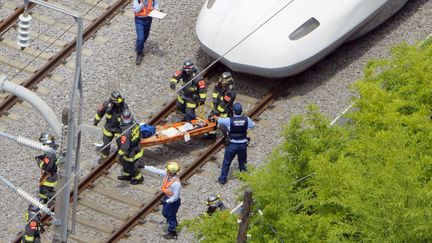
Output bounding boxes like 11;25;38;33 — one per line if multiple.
133;0;159;65
170;60;207;122
35;132;58;205
22;203;44;243
93;91;129;164
143;161;182;239
203;71;237;139
117;109;144;185
214;102;255;185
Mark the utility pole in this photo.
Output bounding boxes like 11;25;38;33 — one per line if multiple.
237;189;253;243
52;109;69;242
18;1;83;242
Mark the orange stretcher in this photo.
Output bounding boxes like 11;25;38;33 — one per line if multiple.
140;119;217;148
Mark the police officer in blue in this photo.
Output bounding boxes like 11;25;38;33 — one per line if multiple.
213;102;255;185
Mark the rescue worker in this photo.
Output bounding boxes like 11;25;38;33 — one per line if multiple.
144;161;182;239
94;91;129;163
170;60;207;121
117;109;144;185
35;132;57;204
22;203;44;243
205;194;226;216
204;71;237;139
210;71;236;118
133;0;159;65
214;103;255;185
169;60;198;89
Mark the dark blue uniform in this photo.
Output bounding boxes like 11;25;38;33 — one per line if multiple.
218;116;254;184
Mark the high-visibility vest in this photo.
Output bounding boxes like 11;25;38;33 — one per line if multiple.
135;0;153;17
161;175;180;197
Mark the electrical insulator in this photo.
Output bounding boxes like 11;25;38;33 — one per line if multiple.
17;13;32;50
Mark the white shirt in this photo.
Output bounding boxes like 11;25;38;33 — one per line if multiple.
144;165;181;203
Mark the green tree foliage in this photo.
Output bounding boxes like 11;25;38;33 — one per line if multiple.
184;41;432;242
182;211;238;243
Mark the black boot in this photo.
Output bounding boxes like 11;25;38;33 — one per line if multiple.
163;231;178;240
117;175;131;181
130;176;144;185
136;54;143;65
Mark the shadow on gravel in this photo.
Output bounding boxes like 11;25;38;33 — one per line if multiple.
145;41;168;57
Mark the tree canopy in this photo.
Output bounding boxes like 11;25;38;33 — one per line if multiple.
184;40;432;242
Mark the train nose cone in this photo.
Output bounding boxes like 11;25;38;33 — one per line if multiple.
196;0;299;77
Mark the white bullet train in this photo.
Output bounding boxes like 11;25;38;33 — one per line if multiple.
195;0;408;78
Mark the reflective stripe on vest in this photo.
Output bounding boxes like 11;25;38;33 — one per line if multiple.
186;102;196;108
42;180;57;188
161;176;180;197
135;0;153;17
123;148;144;162
177;95;185;104
24;235;34;241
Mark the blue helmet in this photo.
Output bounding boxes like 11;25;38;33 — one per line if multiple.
233;102;242;115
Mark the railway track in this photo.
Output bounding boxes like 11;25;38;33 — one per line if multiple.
2;0;429;242
11;69;288;242
0;0;131;115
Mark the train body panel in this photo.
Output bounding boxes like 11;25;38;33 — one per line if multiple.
196;0;408;78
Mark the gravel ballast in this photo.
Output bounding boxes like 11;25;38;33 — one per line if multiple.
0;0;431;241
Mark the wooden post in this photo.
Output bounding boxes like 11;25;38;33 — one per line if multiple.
237;189;253;243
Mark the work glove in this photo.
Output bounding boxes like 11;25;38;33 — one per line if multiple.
170;82;176;90
93;120;99;126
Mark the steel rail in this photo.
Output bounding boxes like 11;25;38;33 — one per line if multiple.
146;63;221;125
12;59;219;242
11;0;133;241
0;0;132;117
0;3;36;34
105;80;289;242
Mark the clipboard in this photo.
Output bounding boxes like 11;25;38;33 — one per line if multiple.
149;10;167;19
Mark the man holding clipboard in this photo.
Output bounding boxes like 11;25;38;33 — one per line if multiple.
133;0;163;65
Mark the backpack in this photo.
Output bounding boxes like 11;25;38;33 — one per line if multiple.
140;124;156;138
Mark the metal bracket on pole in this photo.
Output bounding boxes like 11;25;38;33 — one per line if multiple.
21;1;83;242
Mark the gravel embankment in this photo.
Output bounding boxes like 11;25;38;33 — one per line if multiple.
0;0;430;241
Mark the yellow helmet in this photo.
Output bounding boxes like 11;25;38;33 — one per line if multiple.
166;161;180;173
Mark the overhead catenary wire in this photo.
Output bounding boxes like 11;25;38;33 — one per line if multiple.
248;32;432;239
177;0;296;93
329;31;432;126
96;120;139;157
5;0;106;83
19;162;86;229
